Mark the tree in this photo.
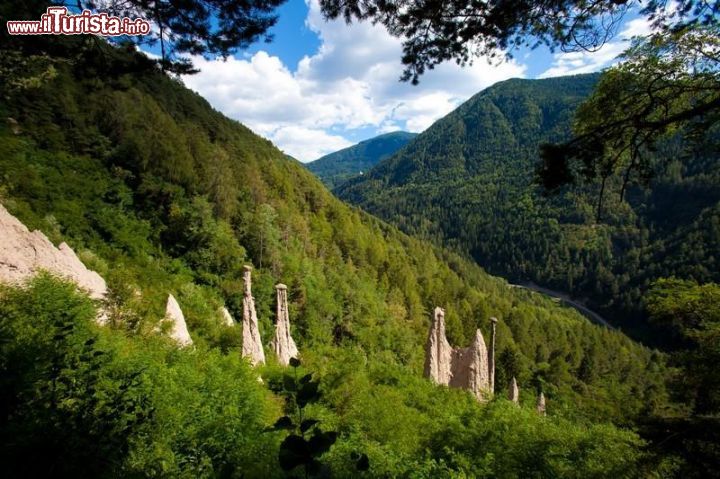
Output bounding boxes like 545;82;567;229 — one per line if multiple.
256;203;281;271
319;0;717;83
538;24;720;221
0;275;152;478
646;278;720;414
643;279;720;477
64;0;286;73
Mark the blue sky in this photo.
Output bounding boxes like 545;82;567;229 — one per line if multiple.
182;0;652;162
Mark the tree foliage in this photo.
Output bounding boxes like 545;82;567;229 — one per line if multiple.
646;279;720;414
539;25;720;220
0;274;152;477
0;0;286;74
319;0;718;83
642;279;720;477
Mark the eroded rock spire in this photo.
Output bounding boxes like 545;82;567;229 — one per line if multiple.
220;307;235;327
165;294;193;347
241;266;266;366
424;307;453;385
271;283;298;366
450;329;491;401
423;307;495;401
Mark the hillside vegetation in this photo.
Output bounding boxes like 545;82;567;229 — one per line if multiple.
0;33;673;476
336;74;720;341
306;131;417;188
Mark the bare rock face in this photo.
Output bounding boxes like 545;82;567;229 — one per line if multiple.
164;294;193;347
0;203;107;303
450;330;491;401
271;283;298;366
220;307;235;327
423;307;494;401
424;307;453;385
537;392;546;415
508;376;519;404
241;266;265;366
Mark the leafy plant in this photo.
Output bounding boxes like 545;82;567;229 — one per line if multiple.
270;358;368;477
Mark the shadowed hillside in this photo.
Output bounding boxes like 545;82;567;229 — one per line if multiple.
337;74;720;343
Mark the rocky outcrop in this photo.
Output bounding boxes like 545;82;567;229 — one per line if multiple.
537;392;546;415
220;307;235;327
508;376;519;404
449;330;491;401
424;307;495;401
424;307;453;384
241;266;265;366
271;283;298;366
0;203;107;305
164;294;193;346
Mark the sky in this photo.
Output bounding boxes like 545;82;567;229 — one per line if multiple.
180;0;653;162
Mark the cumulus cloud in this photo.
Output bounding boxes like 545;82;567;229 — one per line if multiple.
182;0;526;161
271;126;354;161
539;15;655;78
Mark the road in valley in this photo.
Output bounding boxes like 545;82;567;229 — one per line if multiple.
513;282;615;329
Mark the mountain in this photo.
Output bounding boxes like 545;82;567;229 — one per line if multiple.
0;34;672;477
336;74;720;342
306;131;417;188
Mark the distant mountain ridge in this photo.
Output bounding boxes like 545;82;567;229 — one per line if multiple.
306;131;417;188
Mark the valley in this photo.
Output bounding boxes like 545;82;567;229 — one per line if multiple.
333;74;720;344
511;282;613;329
1;1;718;477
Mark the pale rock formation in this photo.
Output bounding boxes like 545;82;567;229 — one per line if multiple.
241;266;265;366
0;203;107;307
271;283;298;366
449;330;491;401
424;307;453;385
508;376;520;404
164;294;193;347
537;392;546;415
220;307;235;327
423;307;494;401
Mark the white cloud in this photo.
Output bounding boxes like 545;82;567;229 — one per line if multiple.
270;126;354;160
182;0;526;161
539;14;655;78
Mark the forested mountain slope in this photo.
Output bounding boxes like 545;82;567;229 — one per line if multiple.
306;131;417;188
337;74;720;341
0;33;671;476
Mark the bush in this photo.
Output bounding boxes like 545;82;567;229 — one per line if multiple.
0;275;278;478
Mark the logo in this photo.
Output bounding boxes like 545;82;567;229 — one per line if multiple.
7;7;151;36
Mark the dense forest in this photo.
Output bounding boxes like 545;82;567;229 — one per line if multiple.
335;74;720;342
306;131;417;189
0;18;688;478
